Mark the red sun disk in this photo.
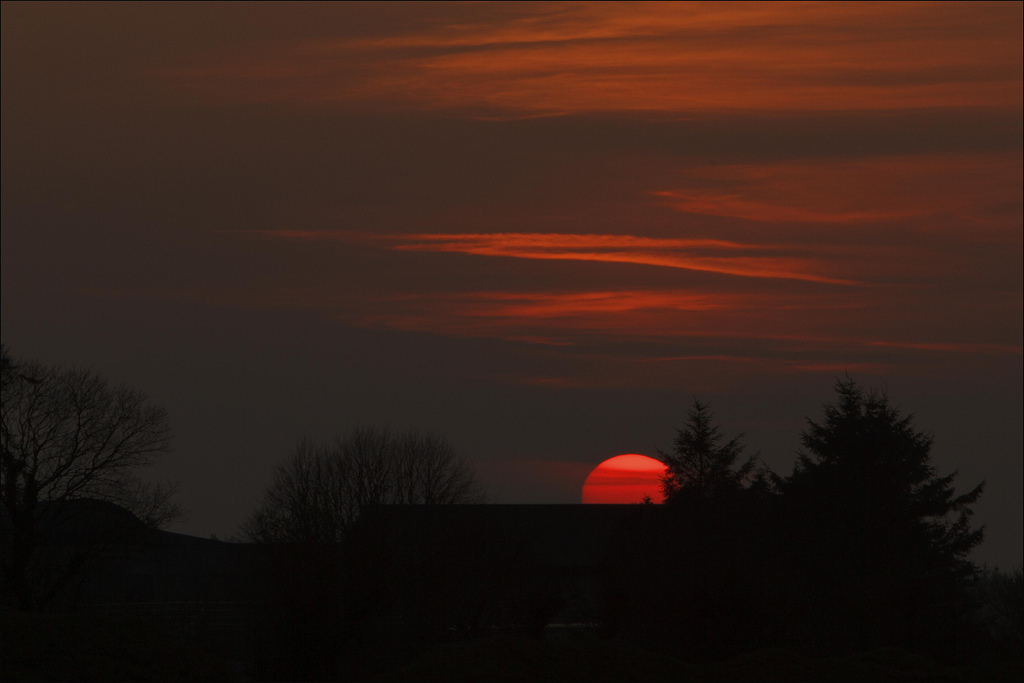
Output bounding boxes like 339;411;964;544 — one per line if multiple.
582;454;667;504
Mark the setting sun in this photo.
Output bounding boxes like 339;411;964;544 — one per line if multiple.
582;454;667;504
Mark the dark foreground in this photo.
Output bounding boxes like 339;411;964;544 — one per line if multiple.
3;611;1021;682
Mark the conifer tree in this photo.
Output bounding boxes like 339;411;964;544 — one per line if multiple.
782;378;984;653
655;400;763;659
660;399;757;504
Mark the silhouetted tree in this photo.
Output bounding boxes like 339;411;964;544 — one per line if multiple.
781;378;984;655
242;426;484;680
640;400;764;660
242;427;484;543
0;345;176;610
659;399;757;505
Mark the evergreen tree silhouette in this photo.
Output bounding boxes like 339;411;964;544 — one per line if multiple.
659;399;757;505
653;400;762;660
782;378;984;655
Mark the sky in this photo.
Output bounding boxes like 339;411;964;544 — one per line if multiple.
2;2;1021;567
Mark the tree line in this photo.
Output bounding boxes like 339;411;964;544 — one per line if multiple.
3;345;1018;681
235;380;999;677
629;382;986;662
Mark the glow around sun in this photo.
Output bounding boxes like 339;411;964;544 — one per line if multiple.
582;454;667;504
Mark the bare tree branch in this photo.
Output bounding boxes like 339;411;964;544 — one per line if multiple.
242;427;484;543
1;345;174;609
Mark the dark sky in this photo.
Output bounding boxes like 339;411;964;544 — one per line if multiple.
2;2;1021;567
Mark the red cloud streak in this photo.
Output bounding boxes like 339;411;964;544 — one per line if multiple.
163;3;1022;116
251;231;859;284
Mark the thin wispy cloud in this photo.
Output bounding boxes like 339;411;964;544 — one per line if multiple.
655;154;1023;233
391;231;856;282
343;289;1023;357
249;231;858;284
352;289;752;342
163;2;1022;116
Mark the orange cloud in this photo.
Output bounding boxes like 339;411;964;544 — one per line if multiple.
250;231;857;284
354;289;758;342
433;289;744;318
652;190;914;225
164;3;1022;115
392;233;855;283
347;289;1020;357
655;154;1023;233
